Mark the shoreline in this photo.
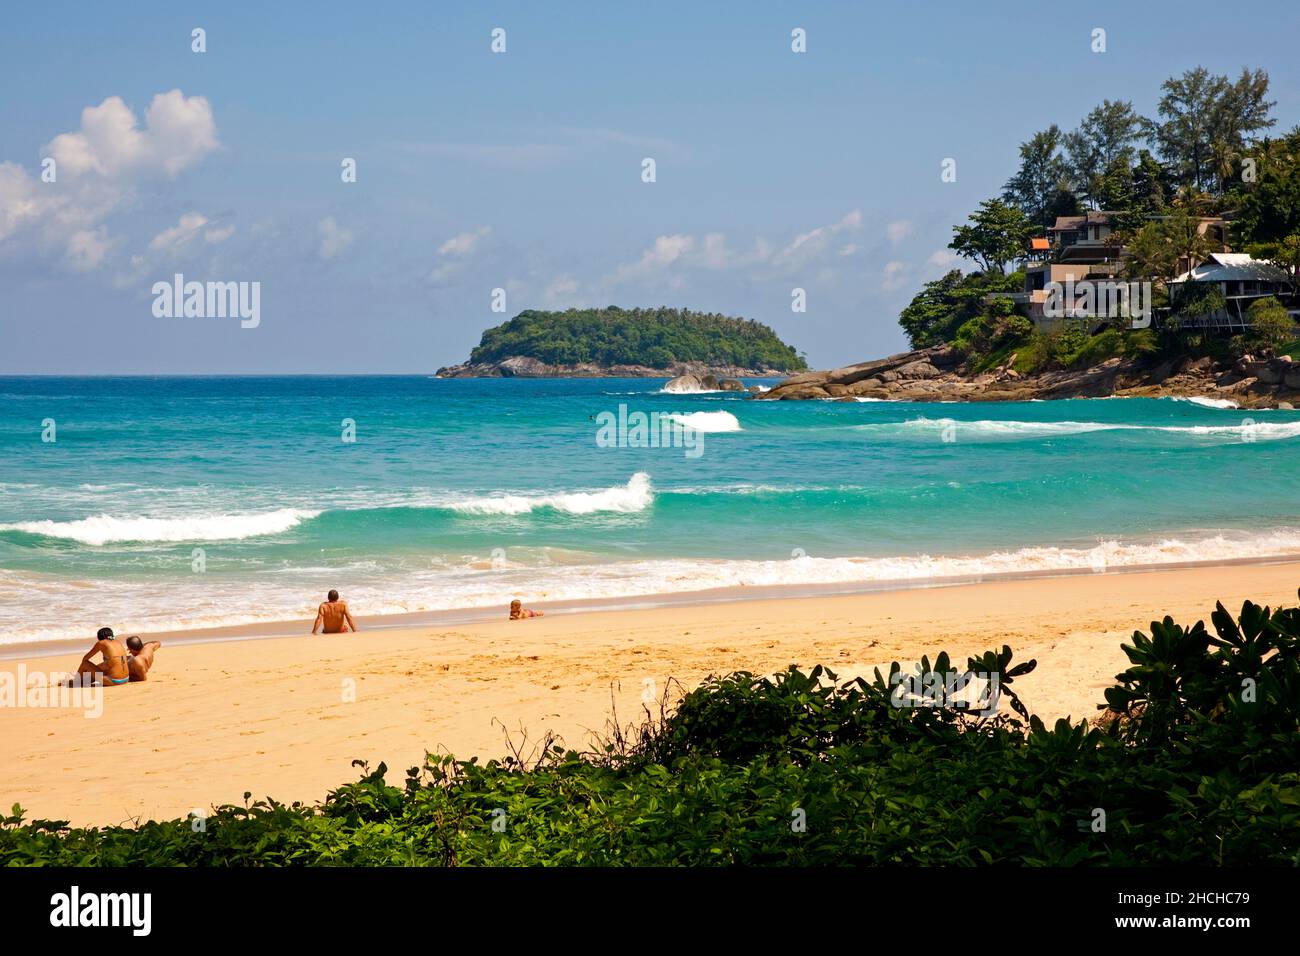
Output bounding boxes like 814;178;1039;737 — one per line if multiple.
9;550;1300;662
2;558;1298;827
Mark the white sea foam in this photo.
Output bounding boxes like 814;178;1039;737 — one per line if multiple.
857;417;1300;442
663;411;743;432
0;508;320;545
447;472;654;515
1171;396;1240;410
656;386;726;395
7;527;1300;646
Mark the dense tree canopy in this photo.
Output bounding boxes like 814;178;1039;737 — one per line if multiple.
467;307;807;370
948;199;1033;274
1231;127;1300;246
1002;125;1072;229
1065;100;1146;206
1145;67;1275;194
920;64;1296;365
899;269;1023;349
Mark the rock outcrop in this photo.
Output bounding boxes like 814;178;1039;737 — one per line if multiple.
663;371;718;392
436;356;791;379
757;345;1300;409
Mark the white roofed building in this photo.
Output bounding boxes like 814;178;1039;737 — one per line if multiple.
1167;253;1297;331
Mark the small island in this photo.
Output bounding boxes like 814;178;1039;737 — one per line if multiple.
436;306;807;378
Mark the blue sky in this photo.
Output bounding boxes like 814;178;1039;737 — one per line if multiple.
2;0;1298;373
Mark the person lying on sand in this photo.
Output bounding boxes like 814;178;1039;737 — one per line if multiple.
509;599;543;620
126;636;162;682
70;627;131;687
313;589;359;634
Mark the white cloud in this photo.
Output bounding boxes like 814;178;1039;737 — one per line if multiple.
886;220;914;245
149;212;210;253
604;211;866;292
543;274;580;305
881;260;910;292
614;233;696;282
317;216;354;260
45;90;218;181
770;210;861;271
205;224;235;244
66;228;112;272
0;163;43;243
926;249;962;270
0;90;219;274
429;226;491;281
438;226;491;257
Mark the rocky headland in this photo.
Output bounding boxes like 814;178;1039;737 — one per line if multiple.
436;356;789;380
757;345;1300;409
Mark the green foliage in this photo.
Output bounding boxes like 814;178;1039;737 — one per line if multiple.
1002;125;1075;229
1230;129;1300;245
907;67;1289;351
954;308;1034;371
466;307;806;371
5;595;1299;866
898;269;1023;349
1064;100;1146;206
1244;296;1298;353
1146;67;1276;194
948;199;1033;275
1169;280;1227;321
1124;208;1216;281
1014;326;1160;374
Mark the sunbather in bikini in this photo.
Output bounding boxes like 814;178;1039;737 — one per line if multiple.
71;627;131;686
509;600;543;620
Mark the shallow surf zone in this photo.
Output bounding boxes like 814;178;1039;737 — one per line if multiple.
0;508;320;546
851;416;1300;443
445;473;654;516
7;525;1300;648
662;411;743;432
1168;396;1240;410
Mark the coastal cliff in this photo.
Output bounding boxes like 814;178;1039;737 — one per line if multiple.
758;345;1300;409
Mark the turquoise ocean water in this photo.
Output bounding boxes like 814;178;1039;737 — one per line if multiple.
2;375;1299;645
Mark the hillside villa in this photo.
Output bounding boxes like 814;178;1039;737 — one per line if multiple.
1167;252;1299;330
993;211;1296;332
1005;211;1245;328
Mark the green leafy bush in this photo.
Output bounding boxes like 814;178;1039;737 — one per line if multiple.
899;270;1024;349
1244;296;1298;354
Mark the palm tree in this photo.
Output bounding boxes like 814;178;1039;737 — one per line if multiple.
1165;209;1214;277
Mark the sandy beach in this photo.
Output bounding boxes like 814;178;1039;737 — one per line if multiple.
2;561;1297;828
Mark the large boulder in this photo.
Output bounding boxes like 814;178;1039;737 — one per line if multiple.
774;384;831;400
496;356;550;377
1249;361;1283;386
718;378;746;391
896;360;940;379
663;372;720;392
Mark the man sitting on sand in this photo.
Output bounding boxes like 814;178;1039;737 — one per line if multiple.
509;599;543;620
71;627;131;686
126;636;162;682
313;589;360;634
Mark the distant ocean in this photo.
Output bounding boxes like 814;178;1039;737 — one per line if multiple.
2;375;1299;647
